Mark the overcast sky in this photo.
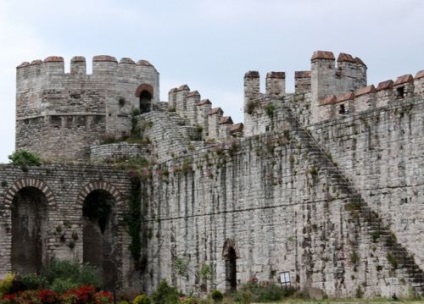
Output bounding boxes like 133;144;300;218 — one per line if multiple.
1;0;423;163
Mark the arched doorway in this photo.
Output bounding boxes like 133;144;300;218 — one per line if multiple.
82;189;117;290
135;84;154;114
139;90;152;113
226;247;237;290
223;239;238;291
11;187;48;274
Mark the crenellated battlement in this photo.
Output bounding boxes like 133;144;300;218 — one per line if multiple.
310;51;367;123
242;50;424;134
316;70;424;121
167;85;243;140
17;55;157;78
15;50;424;162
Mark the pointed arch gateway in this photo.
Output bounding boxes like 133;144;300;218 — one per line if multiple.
77;181;123;291
135;84;154;114
3;178;56;275
222;238;239;291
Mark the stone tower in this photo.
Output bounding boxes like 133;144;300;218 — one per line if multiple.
311;51;367;123
15;55;159;161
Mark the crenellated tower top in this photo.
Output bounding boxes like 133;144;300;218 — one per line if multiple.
16;55;160;161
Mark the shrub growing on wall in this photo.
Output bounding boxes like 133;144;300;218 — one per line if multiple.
8;150;41;166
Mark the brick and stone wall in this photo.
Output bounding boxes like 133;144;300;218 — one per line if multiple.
0;165;133;288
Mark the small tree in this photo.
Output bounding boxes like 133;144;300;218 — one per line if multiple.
8;150;41;166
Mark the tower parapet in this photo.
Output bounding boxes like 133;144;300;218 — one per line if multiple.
394;74;414;98
415;70;424;96
71;56;86;75
243;70;286;136
266;72;285;99
243;71;261;137
316;69;424;122
175;85;190;115
16;55;160;161
244;71;261;107
92;55;118;74
295;71;311;94
196;99;212;137
186;90;201;125
311;51;367;123
43;56;65;75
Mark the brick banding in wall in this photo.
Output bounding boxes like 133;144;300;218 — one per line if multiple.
76;181;123;208
3;178;56;208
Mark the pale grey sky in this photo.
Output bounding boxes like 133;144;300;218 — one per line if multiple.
1;0;423;163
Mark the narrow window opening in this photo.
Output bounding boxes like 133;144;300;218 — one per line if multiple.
339;104;346;114
396;86;405;98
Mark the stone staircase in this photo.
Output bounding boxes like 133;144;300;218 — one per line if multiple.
140;111;205;163
141;111;190;162
281;104;424;296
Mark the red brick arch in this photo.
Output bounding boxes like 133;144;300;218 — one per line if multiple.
76;181;123;208
135;84;154;98
3;178;56;208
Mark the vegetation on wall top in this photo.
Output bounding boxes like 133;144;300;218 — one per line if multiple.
8;150;41;167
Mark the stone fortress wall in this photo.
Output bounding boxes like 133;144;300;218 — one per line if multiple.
2;50;424;298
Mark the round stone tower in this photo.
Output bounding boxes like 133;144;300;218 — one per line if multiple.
15;55;160;161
